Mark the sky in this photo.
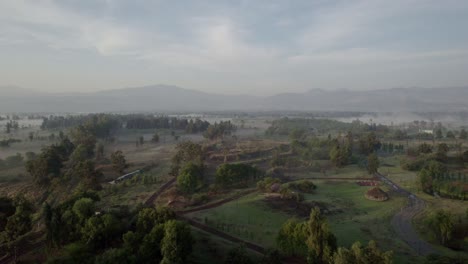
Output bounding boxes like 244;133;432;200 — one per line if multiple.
1;0;468;96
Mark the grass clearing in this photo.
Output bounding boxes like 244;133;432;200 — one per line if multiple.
185;178;416;262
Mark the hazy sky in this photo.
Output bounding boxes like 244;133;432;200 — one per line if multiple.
1;0;468;95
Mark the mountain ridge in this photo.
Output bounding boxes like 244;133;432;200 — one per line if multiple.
0;84;467;112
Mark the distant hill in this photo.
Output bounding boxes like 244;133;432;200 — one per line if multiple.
0;84;467;113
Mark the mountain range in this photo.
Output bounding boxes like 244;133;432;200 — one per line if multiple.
0;85;467;113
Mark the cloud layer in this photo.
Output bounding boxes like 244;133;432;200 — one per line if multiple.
1;0;468;94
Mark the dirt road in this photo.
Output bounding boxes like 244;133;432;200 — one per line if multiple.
376;173;436;256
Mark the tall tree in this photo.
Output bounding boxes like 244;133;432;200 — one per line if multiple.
177;162;204;193
459;129;467;140
367;153;380;174
426;210;454;245
160;220;193;264
305;207;337;264
111;150;128;175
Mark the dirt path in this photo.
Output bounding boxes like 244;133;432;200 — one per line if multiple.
144;179;266;254
376;173;436;256
144;177;176;206
179;189;257;215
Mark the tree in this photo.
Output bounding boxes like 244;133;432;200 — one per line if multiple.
170;141;205;176
72;198;95;223
215;163;261;188
70;126;97;157
225;244;254;264
203;121;236;140
305;207;337;264
0;197;15;231
96;143;105;160
333;240;392;264
3;196;33;242
425;210;454;245
95;248;136;264
393;129;407;140
418;143;433;154
419;161;447;194
138;224;165;262
367;153;380;174
177;162;204;193
289;128;306;141
26;145;65;184
329;143;348;168
69;144;92;166
358;132;380;155
435;128;443;139
67;160;102;190
277;218;307;256
151;133;160;143
160;220;193;264
276;207;337;262
111;150;128;175
136;207;175;234
446;131;455;139
459;129;467;140
81;214;121;248
5;121;11;134
436;143;449;162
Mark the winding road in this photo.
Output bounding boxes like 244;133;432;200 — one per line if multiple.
376;173;436;256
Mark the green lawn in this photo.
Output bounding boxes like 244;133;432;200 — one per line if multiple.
186;192;290;248
185;179;418;263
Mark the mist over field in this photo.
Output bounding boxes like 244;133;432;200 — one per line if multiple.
1;1;468;264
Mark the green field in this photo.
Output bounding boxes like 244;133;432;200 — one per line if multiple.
186;179;416;262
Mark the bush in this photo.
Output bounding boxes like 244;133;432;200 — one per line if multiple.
257;177;281;192
215;163;262;188
190;193;209;206
288;180;316;194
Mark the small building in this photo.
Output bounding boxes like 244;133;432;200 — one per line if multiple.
109;170;141;184
419;129;433;134
365;187;389;201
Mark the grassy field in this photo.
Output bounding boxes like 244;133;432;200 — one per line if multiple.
186;192;290;248
185;179;416;262
380;155;420;194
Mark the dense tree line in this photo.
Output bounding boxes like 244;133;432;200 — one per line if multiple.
419;161;466;200
42;114;120;138
44;192;193;264
424;209;468;250
265;118;387;136
399;142;467;200
203;121;236;140
41;114;211;136
125;115;210;133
